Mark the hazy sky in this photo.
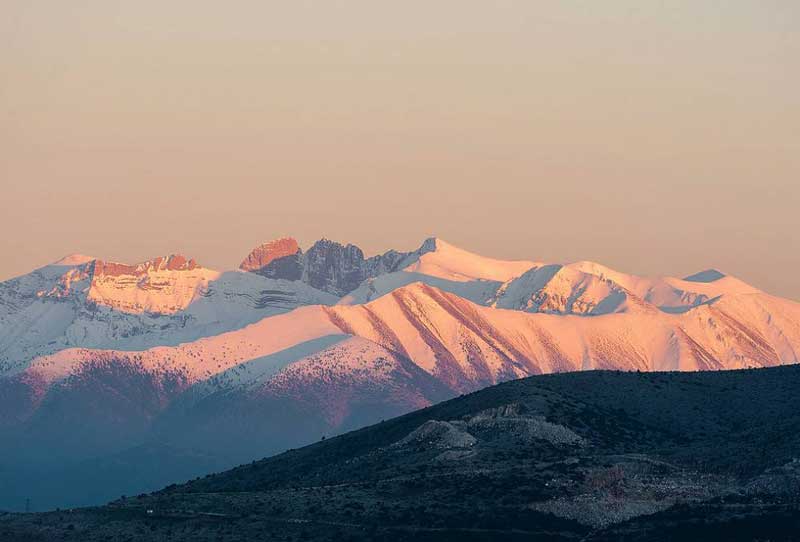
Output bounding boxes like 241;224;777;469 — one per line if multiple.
2;1;798;299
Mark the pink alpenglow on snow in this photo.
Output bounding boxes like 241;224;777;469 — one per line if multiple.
239;238;302;273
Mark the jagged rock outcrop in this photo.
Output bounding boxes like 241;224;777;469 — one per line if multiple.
465;404;586;446
239;238;303;280
394;420;477;450
393;403;584;453
365;237;438;277
302;239;368;296
94;254;199;275
39;254;203;308
239;237;438;296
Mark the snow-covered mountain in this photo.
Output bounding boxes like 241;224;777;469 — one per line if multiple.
339;237;537;305
0;254;336;373
339;238;760;318
1;236;799;509
490;261;761;315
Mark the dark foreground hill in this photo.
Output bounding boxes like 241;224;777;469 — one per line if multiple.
3;366;800;541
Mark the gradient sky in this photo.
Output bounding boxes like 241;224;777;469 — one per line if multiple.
1;1;798;299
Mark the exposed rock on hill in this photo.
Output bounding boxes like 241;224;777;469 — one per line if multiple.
5;366;800;541
240;237;439;296
239;238;303;280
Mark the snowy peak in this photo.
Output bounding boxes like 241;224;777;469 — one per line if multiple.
339;238;540;305
492;264;638;315
30;240;768;321
238;236;536;296
559;261;759;314
401;238;537;283
33;254;212;315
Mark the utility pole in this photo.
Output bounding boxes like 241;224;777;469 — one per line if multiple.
25;498;30;513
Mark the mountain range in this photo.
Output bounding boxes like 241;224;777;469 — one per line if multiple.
1;236;799;510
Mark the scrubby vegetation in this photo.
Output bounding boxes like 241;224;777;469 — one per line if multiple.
3;366;800;540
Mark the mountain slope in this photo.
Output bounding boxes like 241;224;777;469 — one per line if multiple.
339;239;761;320
4;365;800;541
333;283;800;380
2;279;797;488
2;237;800;513
340;237;537;305
0;256;336;373
400;238;536;283
17;279;797;408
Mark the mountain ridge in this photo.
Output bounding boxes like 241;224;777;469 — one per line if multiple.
1;235;799;511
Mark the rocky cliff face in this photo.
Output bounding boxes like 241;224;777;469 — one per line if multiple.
239;238;303;281
0;254;338;373
84;255;210;314
94;254;199;276
35;255;206;312
302;240;369;296
240;237;438;296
